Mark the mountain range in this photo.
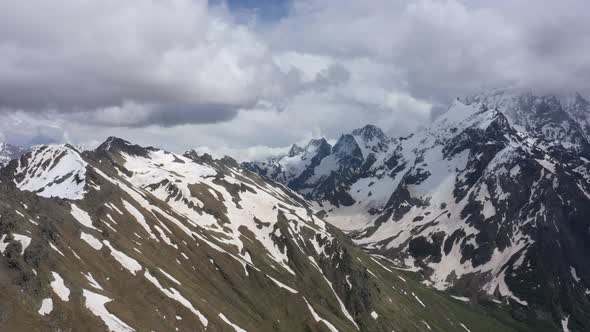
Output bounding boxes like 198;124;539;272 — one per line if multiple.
245;89;590;331
0;136;541;331
0;142;26;167
0;89;587;331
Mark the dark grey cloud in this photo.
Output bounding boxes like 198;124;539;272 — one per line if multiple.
63;102;245;128
138;103;240;128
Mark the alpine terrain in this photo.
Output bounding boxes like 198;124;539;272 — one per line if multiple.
0;142;25;167
0;137;540;331
245;89;590;332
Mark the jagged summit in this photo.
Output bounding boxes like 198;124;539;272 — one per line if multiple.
305;137;331;151
287;144;304;157
460;89;590;154
245;91;590;331
96;136;155;157
182;149;214;163
96;136;131;151
332;134;363;159
351;124;387;143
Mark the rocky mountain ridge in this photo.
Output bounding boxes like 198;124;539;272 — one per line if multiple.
245;89;590;331
0;136;535;331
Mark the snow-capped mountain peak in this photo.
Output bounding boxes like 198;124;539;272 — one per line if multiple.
4;144;88;200
287;143;304;157
0;142;25;167
333;134;363;159
244;125;393;205
351;124;387;143
246;90;590;330
96;136;155;157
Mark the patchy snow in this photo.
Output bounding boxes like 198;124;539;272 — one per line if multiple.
12;234;31;254
70;204;98;230
345;275;352;289
81;232;103;250
266;274;299;294
536;158;556;174
570;266;581;282
117;149;329;277
84;272;104;290
106;203;124;215
159;268;181;286
144;270;208;328
82;289;135;332
319;172;400;230
15;145;87;200
494;269;528;306
50;272;70;302
460;323;472;332
371;256;393;273
450;295;470;302
122;200;158;241
38;298;53;316
218;313;247;332
153;224;176;248
425;220;531;302
411;292;426;308
303;297;339;332
50;242;66;256
561;315;570;332
321;275;359;329
509;165;521;177
103;241;142;275
475;183;496;219
0;234;8;253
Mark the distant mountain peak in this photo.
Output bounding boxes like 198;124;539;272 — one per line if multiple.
4;144;88;200
351;124;387;142
300;138;332;160
333;134;363;159
96;136;153;157
0;142;26;167
245;88;590;329
287;144;304;157
96;136;132;151
306;137;330;149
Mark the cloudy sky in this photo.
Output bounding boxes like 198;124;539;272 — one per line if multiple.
1;0;589;160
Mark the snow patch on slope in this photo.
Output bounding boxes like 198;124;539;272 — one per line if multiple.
303;297;339;332
82;289;135;332
38;298;53;316
50;272;70;302
218;313;247;332
144;270;208;328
